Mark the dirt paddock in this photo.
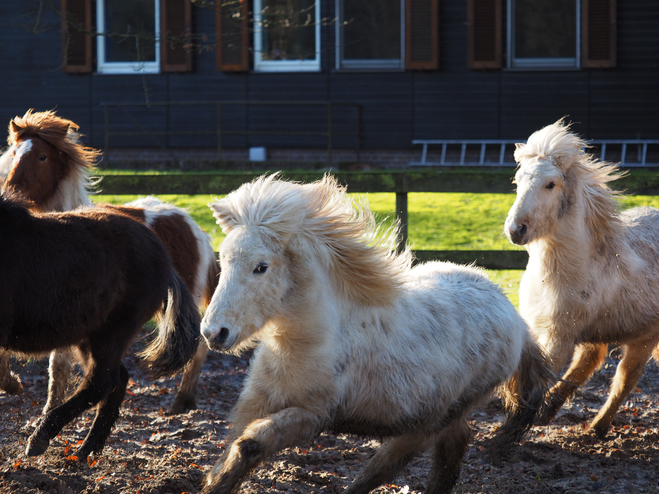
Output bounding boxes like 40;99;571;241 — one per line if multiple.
1;338;658;494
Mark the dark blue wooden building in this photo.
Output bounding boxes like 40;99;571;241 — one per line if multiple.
0;0;656;165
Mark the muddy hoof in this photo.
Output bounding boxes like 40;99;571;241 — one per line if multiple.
26;435;49;457
0;376;24;396
167;395;197;415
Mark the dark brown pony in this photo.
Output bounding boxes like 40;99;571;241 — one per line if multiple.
0;191;200;459
2;109;219;414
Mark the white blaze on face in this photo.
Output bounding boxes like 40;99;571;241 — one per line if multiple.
14;139;33;162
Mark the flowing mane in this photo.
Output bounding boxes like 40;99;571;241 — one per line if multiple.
211;174;412;306
514;119;625;242
8;109;100;201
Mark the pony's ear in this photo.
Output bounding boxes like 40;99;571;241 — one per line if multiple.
209;200;239;233
515;142;524;150
8;120;24;145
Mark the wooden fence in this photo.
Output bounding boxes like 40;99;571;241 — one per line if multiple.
96;168;659;269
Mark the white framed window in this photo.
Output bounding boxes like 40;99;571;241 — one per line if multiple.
253;0;321;72
507;0;580;70
335;0;404;70
96;0;160;74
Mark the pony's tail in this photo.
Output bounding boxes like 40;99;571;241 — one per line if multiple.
487;334;554;458
139;272;201;380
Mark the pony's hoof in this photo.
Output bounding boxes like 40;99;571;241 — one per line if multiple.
26;435;49;457
0;376;23;395
591;422;610;439
167;395;197;415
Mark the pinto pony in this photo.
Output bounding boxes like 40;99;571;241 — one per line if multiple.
0;191;200;458
198;174;550;494
0;109;219;415
505;119;659;437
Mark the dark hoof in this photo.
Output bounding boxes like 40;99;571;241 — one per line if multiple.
0;377;23;396
26;435;49;456
167;395;197;415
592;423;609;440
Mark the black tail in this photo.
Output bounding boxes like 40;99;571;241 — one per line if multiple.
139;272;201;380
486;334;554;459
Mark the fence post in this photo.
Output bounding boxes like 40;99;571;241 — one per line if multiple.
395;174;409;253
104;105;110;158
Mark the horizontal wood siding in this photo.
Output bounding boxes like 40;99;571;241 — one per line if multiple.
0;1;657;153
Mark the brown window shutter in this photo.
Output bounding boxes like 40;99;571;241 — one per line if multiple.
467;0;501;69
405;0;439;70
216;0;249;71
582;0;616;68
161;0;193;72
61;0;92;73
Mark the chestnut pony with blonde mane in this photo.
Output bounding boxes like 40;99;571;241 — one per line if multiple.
506;119;659;437
0;109;218;414
197;174;550;494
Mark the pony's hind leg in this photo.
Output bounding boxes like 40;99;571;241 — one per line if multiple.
203;407;323;494
167;341;209;415
76;363;129;459
591;339;657;438
43;349;73;414
26;343;123;457
539;343;607;425
425;418;471;494
0;350;23;395
343;431;434;494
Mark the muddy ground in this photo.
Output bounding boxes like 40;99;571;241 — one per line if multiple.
1;337;658;494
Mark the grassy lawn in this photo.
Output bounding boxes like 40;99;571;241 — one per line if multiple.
94;192;659;309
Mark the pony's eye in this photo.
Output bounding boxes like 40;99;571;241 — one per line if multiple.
38;154;47;162
545;181;555;190
253;262;268;274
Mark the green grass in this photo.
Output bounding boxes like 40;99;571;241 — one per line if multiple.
94;192;659;309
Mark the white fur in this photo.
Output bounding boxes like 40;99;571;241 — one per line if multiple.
200;174;541;493
505;118;659;436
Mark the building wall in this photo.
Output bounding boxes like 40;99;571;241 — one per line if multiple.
0;1;657;163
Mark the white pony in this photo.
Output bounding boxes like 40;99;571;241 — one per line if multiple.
505;118;659;437
198;174;550;494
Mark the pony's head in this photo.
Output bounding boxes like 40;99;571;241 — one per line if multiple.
3;109;99;212
505;119;622;246
201;174;410;353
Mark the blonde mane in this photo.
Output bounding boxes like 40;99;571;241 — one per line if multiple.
8;109;100;201
212;174;412;306
515;119;625;243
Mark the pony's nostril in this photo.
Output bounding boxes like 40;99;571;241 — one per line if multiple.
216;327;230;345
519;224;528;237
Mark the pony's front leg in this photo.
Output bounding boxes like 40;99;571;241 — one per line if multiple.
539;343;607;425
0;349;23;395
591;338;657;438
43;349;73;414
343;430;434;494
202;407;324;494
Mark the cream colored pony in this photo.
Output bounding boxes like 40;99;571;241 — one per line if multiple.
198;174;550;494
505;118;659;438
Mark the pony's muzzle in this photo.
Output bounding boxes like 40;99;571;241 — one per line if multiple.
202;326;231;351
506;221;528;245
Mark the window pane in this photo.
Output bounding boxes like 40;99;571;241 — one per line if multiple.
514;0;576;59
104;0;156;63
260;0;316;61
343;0;400;60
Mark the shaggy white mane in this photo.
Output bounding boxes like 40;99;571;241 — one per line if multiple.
516;118;626;242
211;174;412;306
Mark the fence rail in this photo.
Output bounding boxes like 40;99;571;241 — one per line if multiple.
96;168;659;269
